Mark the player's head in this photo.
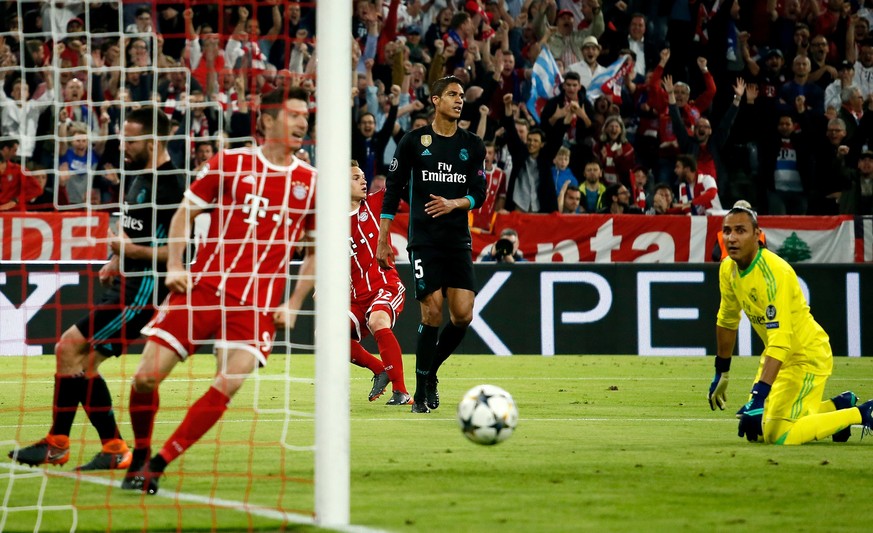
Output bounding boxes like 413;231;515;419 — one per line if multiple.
722;205;761;265
430;76;465;121
123;107;171;170
259;87;310;150
350;160;367;202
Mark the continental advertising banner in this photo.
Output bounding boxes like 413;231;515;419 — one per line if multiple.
2;263;869;357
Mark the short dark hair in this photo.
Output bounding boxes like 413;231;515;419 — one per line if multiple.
135;7;150;17
654;183;673;194
125;107;171;138
0;139;19;150
528;127;546;143
563;71;581;83
194;140;215;151
602;183;622;204
676;154;697;172
260;86;310;118
450;12;470;30
431;76;464;98
726;206;759;229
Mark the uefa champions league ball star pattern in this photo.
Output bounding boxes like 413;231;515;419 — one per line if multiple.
457;385;518;445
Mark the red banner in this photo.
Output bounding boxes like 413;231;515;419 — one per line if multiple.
0;212;109;262
389;213;863;263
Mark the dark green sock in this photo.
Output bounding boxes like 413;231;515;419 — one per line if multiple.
431;322;468;376
414;324;439;402
50;374;85;436
82;375;121;443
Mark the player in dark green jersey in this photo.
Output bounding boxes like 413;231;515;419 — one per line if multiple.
8;108;185;470
377;76;487;413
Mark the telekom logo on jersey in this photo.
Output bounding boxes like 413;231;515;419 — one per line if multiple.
241;193;296;226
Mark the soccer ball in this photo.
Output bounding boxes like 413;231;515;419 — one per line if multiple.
457;384;518;445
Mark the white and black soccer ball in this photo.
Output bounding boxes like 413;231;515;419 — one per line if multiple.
457;384;518;445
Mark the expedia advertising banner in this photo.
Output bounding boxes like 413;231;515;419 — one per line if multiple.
1;263;870;357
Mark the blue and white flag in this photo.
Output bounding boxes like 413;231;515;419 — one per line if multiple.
526;47;562;124
585;55;631;104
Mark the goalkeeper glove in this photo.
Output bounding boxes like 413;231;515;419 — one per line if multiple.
708;356;731;410
736;381;771;442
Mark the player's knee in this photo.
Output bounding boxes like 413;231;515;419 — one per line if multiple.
762;420;789;445
452;315;472;328
55;330;86;372
132;372;159;393
367;312;391;332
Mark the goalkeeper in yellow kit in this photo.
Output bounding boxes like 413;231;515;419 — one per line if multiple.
708;206;873;444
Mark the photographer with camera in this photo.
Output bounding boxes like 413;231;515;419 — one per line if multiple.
480;228;526;263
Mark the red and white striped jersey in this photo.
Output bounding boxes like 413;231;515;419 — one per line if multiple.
470;165;506;232
186;146;317;309
350;188;401;300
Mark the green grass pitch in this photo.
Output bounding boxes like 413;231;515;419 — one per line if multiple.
1;354;872;532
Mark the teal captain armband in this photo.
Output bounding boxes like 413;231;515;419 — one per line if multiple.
380;214;395;220
464;195;475;209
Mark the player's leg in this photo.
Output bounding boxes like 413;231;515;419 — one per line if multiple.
124;340;181;480
414;290;443;413
818;391;859;442
148;347;257;479
427;249;477;410
74;350;133;471
368;309;409;404
349;305;388;400
763;369;861;445
410;248;443;414
7;325;90;466
367;284;409;404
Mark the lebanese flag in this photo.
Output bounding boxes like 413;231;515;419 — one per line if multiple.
758;216;855;263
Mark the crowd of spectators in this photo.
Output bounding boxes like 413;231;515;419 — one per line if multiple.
1;0;872;219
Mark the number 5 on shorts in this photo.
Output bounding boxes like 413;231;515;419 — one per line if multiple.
414;258;423;279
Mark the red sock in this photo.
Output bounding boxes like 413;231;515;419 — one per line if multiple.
350;340;385;374
374;328;406;393
158;387;229;464
129;386;159;450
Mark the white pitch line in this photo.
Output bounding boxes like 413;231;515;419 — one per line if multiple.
1;463;387;533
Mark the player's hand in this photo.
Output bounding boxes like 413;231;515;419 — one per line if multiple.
98;255;120;287
376;240;395;270
425;194;459;217
273;305;298;329
735;381;770;442
165;268;190;293
708;371;729;410
108;227;132;257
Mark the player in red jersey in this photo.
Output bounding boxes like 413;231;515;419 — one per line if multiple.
122;88;316;495
349;161;410;405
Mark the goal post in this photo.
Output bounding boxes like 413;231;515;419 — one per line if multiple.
313;0;352;527
1;0;354;529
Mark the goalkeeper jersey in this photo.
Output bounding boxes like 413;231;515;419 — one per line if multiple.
716;247;832;376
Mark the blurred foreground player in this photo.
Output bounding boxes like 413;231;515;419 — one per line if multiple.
8;108;185;469
122;88;316;494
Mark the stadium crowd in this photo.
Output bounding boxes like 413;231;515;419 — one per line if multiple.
1;0;873;219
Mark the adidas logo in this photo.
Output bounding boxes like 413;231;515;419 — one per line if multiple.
421;149;432;156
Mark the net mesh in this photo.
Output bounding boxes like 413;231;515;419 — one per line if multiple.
0;1;320;530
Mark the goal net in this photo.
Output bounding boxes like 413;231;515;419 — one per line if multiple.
0;0;351;530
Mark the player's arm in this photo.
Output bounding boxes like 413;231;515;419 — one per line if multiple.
710;261;741;410
164;196;205;293
275;242;315;329
379;136;410;268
